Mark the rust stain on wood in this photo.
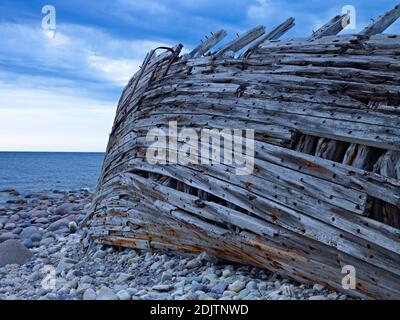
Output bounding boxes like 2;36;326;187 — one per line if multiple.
84;4;400;300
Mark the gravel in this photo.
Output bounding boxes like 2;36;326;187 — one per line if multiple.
0;188;349;300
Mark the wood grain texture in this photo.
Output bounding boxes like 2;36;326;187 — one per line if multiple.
85;5;400;300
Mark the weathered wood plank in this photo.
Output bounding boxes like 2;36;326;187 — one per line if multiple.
241;18;295;57
359;4;400;36
309;15;349;41
213;26;265;57
86;6;400;299
188;30;227;58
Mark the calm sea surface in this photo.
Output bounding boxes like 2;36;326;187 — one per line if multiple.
0;152;105;193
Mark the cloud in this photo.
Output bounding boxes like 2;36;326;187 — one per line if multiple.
247;0;272;21
0;82;115;152
0;21;174;87
0;0;398;152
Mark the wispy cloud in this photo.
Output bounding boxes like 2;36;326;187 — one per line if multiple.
0;0;398;151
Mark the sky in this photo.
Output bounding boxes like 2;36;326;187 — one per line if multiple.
0;0;399;152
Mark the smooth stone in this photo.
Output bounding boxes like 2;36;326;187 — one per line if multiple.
68;221;78;233
186;258;202;269
257;282;268;291
191;283;206;292
222;269;232;277
152;284;173;292
21;238;34;248
210;281;229;295
56;258;75;274
96;287;118;300
34;218;49;224
116;273;132;283
246;281;257;290
80;276;94;284
116;290;131;300
4;223;15;230
83;288;96;300
47;218;70;232
163;260;175;270
9;214;20;222
20;226;43;240
13;227;23;235
0;232;16;243
228;280;246;293
237;289;250;299
0;239;33;267
161;271;173;282
55;203;78;216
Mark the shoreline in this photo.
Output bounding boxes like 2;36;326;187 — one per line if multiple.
0;188;347;300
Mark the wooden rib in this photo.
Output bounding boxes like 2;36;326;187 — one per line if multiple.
241;18;295;57
309;14;349;41
213;26;265;57
359;3;400;36
188;30;227;58
86;5;400;299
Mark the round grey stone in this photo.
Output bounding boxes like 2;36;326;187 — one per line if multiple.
0;239;33;267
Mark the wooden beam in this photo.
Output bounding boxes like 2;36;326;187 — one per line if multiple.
241;18;295;57
188;30;227;58
213;26;265;57
309;14;349;40
359;3;400;36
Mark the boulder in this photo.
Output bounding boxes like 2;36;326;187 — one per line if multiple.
0;239;33;267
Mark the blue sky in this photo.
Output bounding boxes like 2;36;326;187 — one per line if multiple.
0;0;399;152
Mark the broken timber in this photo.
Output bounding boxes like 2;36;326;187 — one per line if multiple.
85;4;400;300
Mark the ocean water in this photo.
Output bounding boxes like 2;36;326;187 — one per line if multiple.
0;152;105;193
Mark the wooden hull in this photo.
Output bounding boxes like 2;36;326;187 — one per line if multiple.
85;8;400;299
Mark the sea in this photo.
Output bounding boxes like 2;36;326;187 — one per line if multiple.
0;152;105;193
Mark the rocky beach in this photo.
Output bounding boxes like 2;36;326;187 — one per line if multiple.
0;188;348;300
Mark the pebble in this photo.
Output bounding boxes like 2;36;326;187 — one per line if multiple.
222;269;232;277
0;189;348;301
0;232;16;243
93;250;106;259
186;258;202;269
228;280;246;293
210;281;229;294
152;284;173;292
246;280;257;290
0;239;33;267
68;222;78;233
48;218;70;232
161;271;173;282
56;258;75;274
116;290;131;300
96;286;118;300
83;289;97;301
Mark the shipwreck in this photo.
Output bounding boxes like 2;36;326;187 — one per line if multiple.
83;4;400;299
